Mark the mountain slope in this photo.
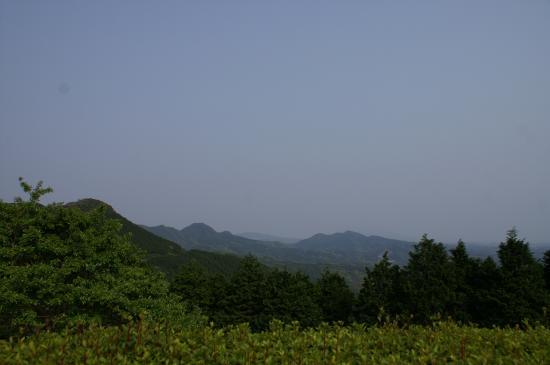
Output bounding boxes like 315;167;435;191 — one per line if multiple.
66;199;182;256
237;232;300;244
143;223;415;290
143;223;343;264
295;231;414;265
65;199;242;278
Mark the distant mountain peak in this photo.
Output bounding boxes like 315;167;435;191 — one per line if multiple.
308;231;365;241
296;231;413;264
182;222;217;235
236;232;301;244
342;230;364;236
65;198;114;212
69;198;106;205
311;233;328;239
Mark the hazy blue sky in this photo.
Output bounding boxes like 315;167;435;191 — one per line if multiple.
1;1;549;243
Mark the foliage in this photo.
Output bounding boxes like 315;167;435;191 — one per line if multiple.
544;250;550;291
218;255;271;330
169;231;550;330
356;232;550;327
170;263;215;310
171;255;323;330
146;224;415;290
1;320;549;364
356;252;404;324
64;199;182;258
66;199;244;279
3;178;550;342
497;229;548;325
169;263;231;326
316;269;354;324
263;270;322;327
218;256;322;330
402;235;456;324
448;240;472;322
467;256;506;327
0;179;200;338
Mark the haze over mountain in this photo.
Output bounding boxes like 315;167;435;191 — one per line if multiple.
237;232;301;244
62;198;550;290
143;224;413;265
295;231;414;265
143;222;419;290
143;223;345;264
62;200;382;288
62;197;421;290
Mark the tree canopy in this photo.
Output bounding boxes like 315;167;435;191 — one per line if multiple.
0;179;194;337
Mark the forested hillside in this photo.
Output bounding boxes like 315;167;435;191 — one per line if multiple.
295;231;413;264
65;200;365;288
144;223;417;289
65;199;243;278
2;180;550;364
237;232;300;244
170;234;550;330
144;224;413;266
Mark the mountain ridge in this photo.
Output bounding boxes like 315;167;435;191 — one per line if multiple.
65;199;243;278
142;222;418;290
67;199;550;291
237;232;301;244
143;222;415;266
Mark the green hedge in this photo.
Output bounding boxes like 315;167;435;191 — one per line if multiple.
1;321;549;364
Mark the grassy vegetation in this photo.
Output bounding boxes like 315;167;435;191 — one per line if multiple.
1;320;549;364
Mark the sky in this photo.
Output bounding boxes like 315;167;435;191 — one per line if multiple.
1;1;549;244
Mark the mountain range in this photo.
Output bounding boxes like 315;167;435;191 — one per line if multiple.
67;198;550;290
142;222;416;289
142;223;415;266
237;232;301;244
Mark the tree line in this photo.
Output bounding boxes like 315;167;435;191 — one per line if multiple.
1;179;549;338
171;231;550;330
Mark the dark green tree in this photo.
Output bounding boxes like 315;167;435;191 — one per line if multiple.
221;255;270;330
316;270;354;323
171;263;214;309
265;270;321;327
215;256;323;330
0;179;194;337
449;240;475;323
468;257;505;326
356;252;404;324
403;235;455;324
542;250;550;291
170;264;230;325
497;228;548;325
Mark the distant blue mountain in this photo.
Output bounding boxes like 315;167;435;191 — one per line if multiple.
237;232;301;244
294;231;414;264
